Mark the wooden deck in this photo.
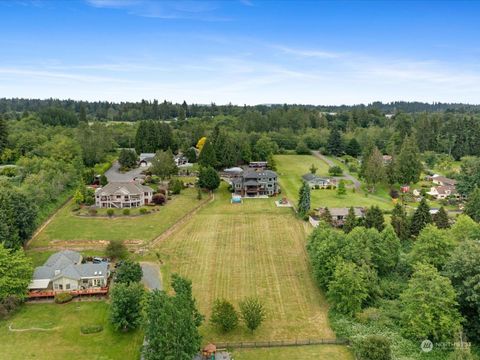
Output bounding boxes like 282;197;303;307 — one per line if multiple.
28;287;109;299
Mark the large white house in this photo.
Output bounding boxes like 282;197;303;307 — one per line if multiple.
95;181;153;208
28;250;109;292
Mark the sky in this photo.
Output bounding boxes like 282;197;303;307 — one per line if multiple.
1;0;480;105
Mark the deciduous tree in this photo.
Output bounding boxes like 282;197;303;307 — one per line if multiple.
110;283;144;332
400;263;462;342
239;297;266;333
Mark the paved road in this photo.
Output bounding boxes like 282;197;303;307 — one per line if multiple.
312;151;361;190
104;161;144;182
140;262;162;290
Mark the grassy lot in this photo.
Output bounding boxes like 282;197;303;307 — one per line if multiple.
275;154;392;210
232;345;353;360
30;188;204;248
155;184;345;350
0;302;143;360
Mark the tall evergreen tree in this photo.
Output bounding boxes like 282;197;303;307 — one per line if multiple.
297;181;311;216
343;207;357;233
365;206;385;232
326;128;343;156
79;103;87;122
433;206;450;229
320;207;333;225
396;135;422;184
465;187;480;222
391;203;410;241
410;198;432;236
0;116;8;157
345;138;361;157
198;139;217;168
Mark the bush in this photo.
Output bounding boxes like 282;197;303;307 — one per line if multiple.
122;209;130;216
139;208;148;215
107;209;115;217
157;188;167;196
88;208;98;216
152;193;166;205
328;165;343;176
0;296;21;319
106;240;128;260
354;335;392;360
210;299;239;333
80;324;104;334
168;179;183;195
54;292;73;304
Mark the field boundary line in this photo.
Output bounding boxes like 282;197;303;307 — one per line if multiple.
143;191;214;251
26;197;73;249
214;338;349;349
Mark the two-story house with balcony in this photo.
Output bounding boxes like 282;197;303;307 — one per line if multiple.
95;181;153;208
232;169;279;197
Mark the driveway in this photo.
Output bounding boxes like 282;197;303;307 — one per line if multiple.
312;151;361;190
104;161;144;182
140;262;162;290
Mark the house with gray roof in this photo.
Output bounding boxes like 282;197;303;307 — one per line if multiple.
232;169;279;197
139;153;155;167
29;250;109;292
95;181;153;208
302;173;336;189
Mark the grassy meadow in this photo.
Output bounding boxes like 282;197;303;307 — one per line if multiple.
30;187;204;248
275;154;393;210
155;184;343;347
0;302;143;360
232;345;354;360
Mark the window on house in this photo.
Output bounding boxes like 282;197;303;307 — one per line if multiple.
66;284;70;290
58;284;63;290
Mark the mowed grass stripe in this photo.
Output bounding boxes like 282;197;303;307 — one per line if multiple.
155;184;339;343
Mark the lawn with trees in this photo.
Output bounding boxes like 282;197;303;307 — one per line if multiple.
30;187;204;247
275;154;391;210
154;184;349;359
0;302;143;360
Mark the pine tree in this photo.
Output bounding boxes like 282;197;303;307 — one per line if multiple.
465;187;480;222
365;206;385;232
391;203;410;240
309;164;317;175
0;116;8;156
198;139;217;168
320;207;333;225
345;138;361;157
410;198;432;236
397;135;422;185
79;104;87;122
327;128;343;156
433;206;450;229
343;207;357;233
297;181;311;217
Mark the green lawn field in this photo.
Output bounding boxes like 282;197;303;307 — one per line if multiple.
155;183;349;360
0;302;143;360
30;188;204;248
232;345;353;360
275;154;392;210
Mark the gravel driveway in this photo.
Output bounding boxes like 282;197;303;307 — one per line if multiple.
104;161;145;182
312;151;361;190
140;262;162;290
